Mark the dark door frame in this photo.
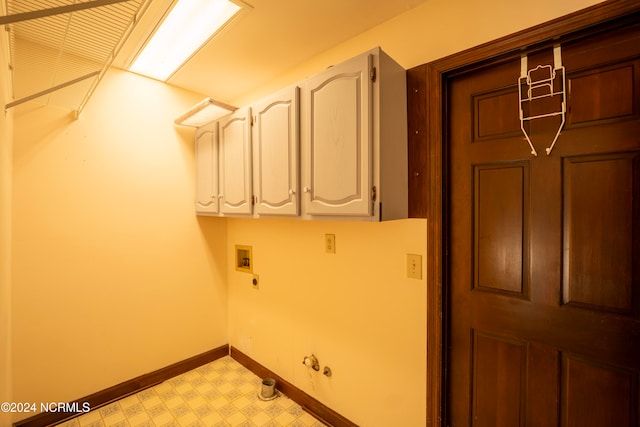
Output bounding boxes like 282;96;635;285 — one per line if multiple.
417;1;640;425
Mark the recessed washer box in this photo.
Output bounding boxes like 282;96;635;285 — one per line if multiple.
235;245;253;273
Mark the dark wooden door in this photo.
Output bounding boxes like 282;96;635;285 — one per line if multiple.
446;23;640;426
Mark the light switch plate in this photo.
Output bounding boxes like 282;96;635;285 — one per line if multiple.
407;254;422;279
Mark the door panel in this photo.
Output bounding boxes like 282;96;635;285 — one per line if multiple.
569;63;635;124
562;153;639;316
219;107;252;215
561;354;636;427
447;23;640;426
474;88;522;140
303;52;372;216
471;332;527;427
195;122;219;214
253;86;300;216
473;163;529;298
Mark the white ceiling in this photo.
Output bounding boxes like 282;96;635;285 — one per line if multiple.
113;0;428;102
5;0;427;111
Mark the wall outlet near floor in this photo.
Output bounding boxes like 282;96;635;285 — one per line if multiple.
325;234;336;254
407;254;422;279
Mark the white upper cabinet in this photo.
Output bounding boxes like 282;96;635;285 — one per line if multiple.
193;47;407;221
195;122;219;215
252;86;300;216
302;52;372;217
301;47;407;221
219;107;253;215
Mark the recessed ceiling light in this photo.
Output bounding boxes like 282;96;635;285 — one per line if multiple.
129;0;243;81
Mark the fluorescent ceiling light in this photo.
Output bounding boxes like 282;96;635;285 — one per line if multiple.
175;98;237;127
130;0;242;81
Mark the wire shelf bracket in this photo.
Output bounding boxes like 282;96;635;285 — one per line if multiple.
3;0;151;117
518;45;566;156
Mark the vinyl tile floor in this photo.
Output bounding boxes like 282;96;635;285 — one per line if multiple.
56;356;327;427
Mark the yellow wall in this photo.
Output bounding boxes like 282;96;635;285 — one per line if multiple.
7;0;604;426
1;2;14;423
11;70;228;420
227;0;603;425
227;218;427;427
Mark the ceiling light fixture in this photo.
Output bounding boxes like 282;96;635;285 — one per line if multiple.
174;97;237;127
129;0;242;81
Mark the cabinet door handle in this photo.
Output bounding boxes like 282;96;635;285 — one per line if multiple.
289;189;296;195
303;186;311;193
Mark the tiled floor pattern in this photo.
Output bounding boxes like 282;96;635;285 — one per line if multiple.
56;356;327;427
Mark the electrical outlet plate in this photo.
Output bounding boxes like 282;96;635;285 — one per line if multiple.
407;254;422;279
325;234;336;254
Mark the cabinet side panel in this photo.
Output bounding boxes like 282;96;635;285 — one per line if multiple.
378;49;408;221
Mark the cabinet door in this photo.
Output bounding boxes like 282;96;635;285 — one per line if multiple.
303;52;373;216
219;107;252;215
195;122;219;215
253;86;300;216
